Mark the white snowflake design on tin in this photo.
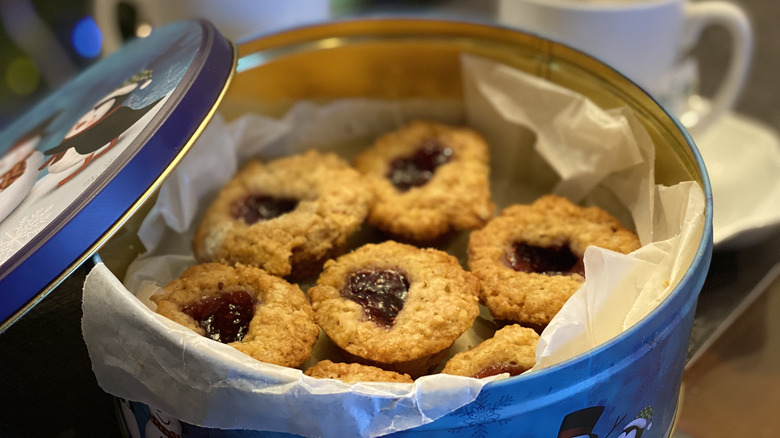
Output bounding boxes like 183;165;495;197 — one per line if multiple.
454;394;513;438
0;205;54;266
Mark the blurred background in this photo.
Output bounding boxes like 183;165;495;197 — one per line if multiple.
0;0;485;129
0;0;108;128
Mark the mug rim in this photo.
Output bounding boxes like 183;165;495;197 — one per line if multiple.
500;0;682;12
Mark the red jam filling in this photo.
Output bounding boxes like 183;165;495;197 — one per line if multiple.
342;269;410;328
473;361;531;379
387;138;454;191
181;290;255;343
504;242;585;276
230;194;298;225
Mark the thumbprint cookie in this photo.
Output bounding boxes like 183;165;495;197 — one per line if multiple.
441;324;538;379
354;120;494;242
305;360;414;383
468;195;641;329
194;150;373;278
308;241;480;378
152;263;319;368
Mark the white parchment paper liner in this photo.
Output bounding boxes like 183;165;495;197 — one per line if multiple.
82;54;705;437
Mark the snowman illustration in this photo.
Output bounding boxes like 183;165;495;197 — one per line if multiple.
616;406;653;438
558;406;605;438
117;398;142;438
0;113;58;222
145;408;183;438
558;405;654;438
35;69;164;193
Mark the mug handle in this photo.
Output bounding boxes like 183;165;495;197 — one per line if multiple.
93;0;154;55
683;1;753;135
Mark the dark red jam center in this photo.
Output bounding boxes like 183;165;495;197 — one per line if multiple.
342;269;410;328
230;194;298;225
504;242;584;276
387;138;454;191
182;290;255;344
473;361;531;379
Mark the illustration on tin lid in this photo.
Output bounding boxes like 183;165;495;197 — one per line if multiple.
0;22;202;268
38;70;161;189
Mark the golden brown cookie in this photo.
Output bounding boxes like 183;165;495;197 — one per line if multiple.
152;263;319;368
308;241;480;378
354;120;494;242
441;324;538;378
468;195;641;329
305;360;414;383
193;150;372;278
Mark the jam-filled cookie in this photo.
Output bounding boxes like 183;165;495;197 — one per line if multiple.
305;360;414;383
152;263;319;368
194;150;372;278
354;120;494;242
441;324;538;379
308;241;480;378
468;195;641;329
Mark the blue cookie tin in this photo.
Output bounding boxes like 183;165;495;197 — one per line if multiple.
1;16;712;438
115;18;712;437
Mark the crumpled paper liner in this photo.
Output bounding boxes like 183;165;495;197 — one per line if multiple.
82;53;705;437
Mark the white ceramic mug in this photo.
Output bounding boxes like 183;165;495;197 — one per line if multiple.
498;0;753;135
94;0;331;53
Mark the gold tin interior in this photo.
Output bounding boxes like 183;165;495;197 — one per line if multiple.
222;18;702;188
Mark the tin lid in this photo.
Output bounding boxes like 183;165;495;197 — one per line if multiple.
0;20;235;331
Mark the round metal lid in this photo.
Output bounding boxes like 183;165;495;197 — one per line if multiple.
0;20;235;331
